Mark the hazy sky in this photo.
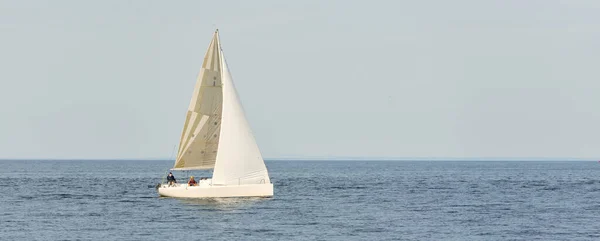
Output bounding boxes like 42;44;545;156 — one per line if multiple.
1;1;599;159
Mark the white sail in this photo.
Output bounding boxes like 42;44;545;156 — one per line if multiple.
212;49;271;185
173;31;223;170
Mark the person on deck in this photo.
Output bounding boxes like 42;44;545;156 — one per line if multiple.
188;176;197;186
167;172;177;186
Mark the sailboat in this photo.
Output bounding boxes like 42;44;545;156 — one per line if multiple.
157;30;273;198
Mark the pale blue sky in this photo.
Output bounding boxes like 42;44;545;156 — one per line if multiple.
1;1;599;159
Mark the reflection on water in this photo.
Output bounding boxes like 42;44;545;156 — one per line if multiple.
174;196;271;211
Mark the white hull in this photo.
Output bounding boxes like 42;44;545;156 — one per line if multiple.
158;182;273;198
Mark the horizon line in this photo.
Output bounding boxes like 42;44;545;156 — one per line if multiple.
0;157;598;161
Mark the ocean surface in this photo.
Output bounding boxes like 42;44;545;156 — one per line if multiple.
1;160;599;240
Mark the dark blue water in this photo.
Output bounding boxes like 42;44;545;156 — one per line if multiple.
1;160;599;240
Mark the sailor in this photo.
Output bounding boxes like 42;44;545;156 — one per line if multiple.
188;176;197;186
167;172;177;186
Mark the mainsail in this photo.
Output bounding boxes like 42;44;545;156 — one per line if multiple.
173;31;223;170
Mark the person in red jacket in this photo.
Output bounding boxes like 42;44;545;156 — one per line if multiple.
188;176;197;186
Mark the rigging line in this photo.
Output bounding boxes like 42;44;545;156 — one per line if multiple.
169;144;177;161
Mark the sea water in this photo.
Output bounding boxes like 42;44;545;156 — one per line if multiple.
1;160;599;240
